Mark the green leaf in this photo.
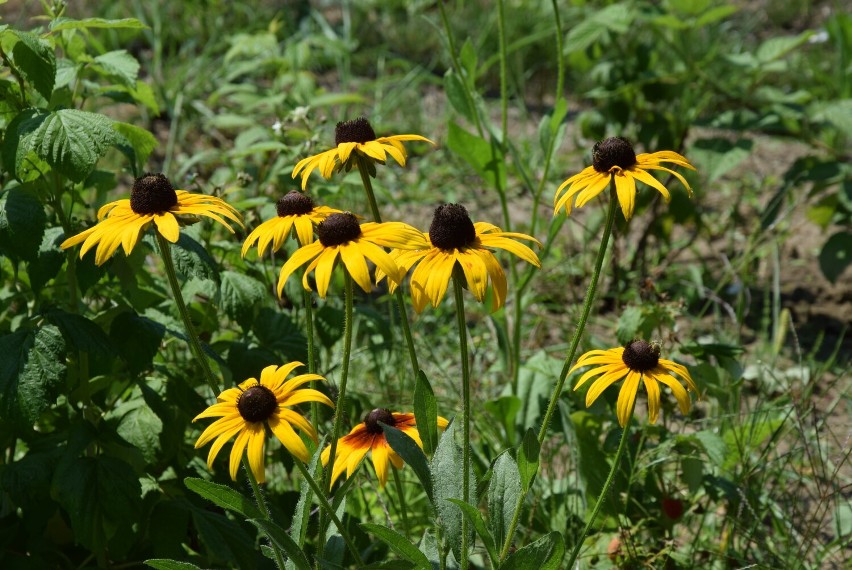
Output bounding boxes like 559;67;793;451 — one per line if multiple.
692;431;727;467
431;421;475;559
564;3;635;53
92;50;140;88
145;560;203;570
447;121;506;191
445;499;498;566
46;309;115;356
0;325;66;427
499;531;565;570
189;504;256;569
49;17;149;31
689;138;753;182
113;122;158;175
170;231;219;281
819;231;852;283
113;398;163;463
109;312;166;373
315;304;344;348
253;308;308;362
444;71;475;124
459;38;478;82
413;370;439;456
517;428;540;493
756;32;812;63
288;440;325;561
488;452;521;552
694;5;739;27
0;185;46;261
361;523;431;569
485;395;521;443
27;226;66;292
52;455;142;552
219;270;266;327
9;30;56;100
184;477;263;520
381;423;434;503
248;518;312;570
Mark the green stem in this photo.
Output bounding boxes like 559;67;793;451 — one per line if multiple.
303;288;319;424
392;467;411;539
497;0;508;145
156;233;219;398
293;459;365;567
437;0;483;137
564;415;633;568
318;273;354;560
499;183;618;561
243;457;286;570
453;276;472;570
354;158;421;385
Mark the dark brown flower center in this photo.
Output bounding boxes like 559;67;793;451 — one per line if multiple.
364;408;396;434
592;137;637;173
276;190;315;217
335;117;377;145
429;203;476;250
317;212;361;246
237;385;278;423
621;340;660;372
130;173;178;214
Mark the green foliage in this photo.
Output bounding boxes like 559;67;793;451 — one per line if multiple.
0;325;66;426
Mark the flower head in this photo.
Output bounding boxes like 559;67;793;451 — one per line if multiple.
193;362;333;483
276;212;428;298
321;409;449;488
571;340;698;427
241;191;341;257
292;117;434;190
61;173;243;265
379;204;541;312
554;137;696;220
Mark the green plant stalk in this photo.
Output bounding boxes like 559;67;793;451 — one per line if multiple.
303;288;320;425
497;0;508;144
355;157;421;383
156;233;219;398
318;273;354;561
243;457;286;570
499;183;618;560
564;413;633;568
392;467;411;539
453;276;472;570
437;0;483;137
293;459;365;567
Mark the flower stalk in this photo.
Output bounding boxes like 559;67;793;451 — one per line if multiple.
453;275;472;569
243;457;286;570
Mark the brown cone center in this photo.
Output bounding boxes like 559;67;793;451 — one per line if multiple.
364;408;396;434
237;385;278;423
429;203;477;250
592;137;637;173
335;117;377;145
130;173;178;214
317;213;362;246
621;340;660;372
277;191;315;217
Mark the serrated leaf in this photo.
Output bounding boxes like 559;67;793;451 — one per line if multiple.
9;30;55;100
488;452;521;552
381;423;433;503
361;523;431;568
184;477;263;520
27;226;65;292
46;309;115;356
113;122;158;175
109;312;165;373
219;270;266;327
517;428;540;492
499;531;565;570
93;50;139;88
145;560;203;570
114;399;162;463
445;499;497;566
413;370;439;456
0;325;66;427
446;121;506;191
431;421;474;559
0;185;46;261
50;17;149;31
253;308;307;362
249;518;312;570
169;232;219;281
819;231;852;283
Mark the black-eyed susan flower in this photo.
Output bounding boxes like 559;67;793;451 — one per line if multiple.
193;362;333;483
241;190;340;257
321;408;449;488
379;204;541;313
292;117;434;190
570;340;698;427
276;212;428;298
61;173;243;266
554;137;696;220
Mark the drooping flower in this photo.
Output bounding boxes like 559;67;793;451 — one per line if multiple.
554;137;696;220
379;204;540;312
61;173;243;265
193;362;333;483
241;190;340;257
570;340;698;427
276;212;428;298
292;117;434;190
321;408;449;487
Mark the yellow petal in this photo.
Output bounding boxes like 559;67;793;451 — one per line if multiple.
154;212;180;242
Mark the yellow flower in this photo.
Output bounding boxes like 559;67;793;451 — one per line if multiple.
554;137;696;220
570;340;698;427
193;362;333;483
292;117;434;190
379;204;540;313
241;190;340;257
61;173;243;266
276;212;428;298
321;409;449;488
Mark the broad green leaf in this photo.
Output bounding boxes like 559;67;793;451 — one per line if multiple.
93;50;140;88
184;478;263;520
145;560;203;570
253;308;308;362
52;455;142;552
414;370;439;456
695;5;739;27
485;396;521;443
564;3;635;54
459;38;478;83
169;231;219;281
447;121;506;191
571;411;608;499
49;17;149;31
517;428;540;493
113;122;158;175
689;138;752;182
515;351;562;431
448;498;499;565
692;431;727;467
315;304;344;348
189;504;256;569
287;439;325;566
810;99;852;134
109;312;166;373
0;184;46;261
27;226;65;292
46;309;115;356
499;531;565;570
381;423;434;503
219;270;266;326
819;231;852;283
431;421;475;559
0;325;65;427
248;518;312;570
444;71;475;124
488;452;521;552
113;398;163;463
8;30;56;100
756;32;812;63
361;523;431;569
